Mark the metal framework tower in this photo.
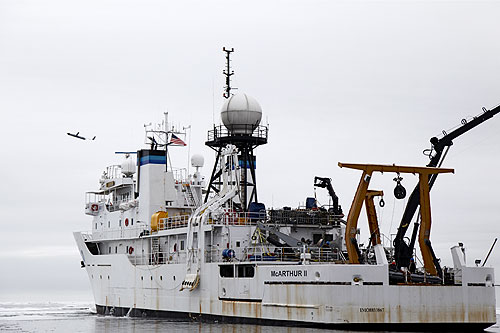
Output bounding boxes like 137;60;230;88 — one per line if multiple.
204;48;268;211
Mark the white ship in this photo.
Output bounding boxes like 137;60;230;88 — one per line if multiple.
74;50;498;331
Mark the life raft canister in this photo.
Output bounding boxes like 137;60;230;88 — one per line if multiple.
91;204;99;212
125;218;129;227
129;246;134;255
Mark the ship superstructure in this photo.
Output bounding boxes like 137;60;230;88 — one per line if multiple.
74;49;498;330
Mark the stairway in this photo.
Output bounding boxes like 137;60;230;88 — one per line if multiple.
184;185;199;208
151;237;160;264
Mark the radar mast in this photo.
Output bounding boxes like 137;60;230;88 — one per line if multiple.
205;48;268;211
222;47;235;99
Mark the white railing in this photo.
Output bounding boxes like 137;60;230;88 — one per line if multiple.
127;246;345;266
104;165;122;180
208;210;267;226
172;168;188;183
128;250;188;265
154;211;267;231
156;215;190;231
90;226;149;240
205;245;346;264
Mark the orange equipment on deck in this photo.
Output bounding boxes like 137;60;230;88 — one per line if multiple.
339;163;454;276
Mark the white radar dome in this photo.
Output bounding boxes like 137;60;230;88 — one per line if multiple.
221;93;262;135
121;154;136;177
191;154;204;168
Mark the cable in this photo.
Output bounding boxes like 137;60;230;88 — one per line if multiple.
388;195;396;236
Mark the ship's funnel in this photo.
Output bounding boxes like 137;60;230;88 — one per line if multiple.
137;149;168;226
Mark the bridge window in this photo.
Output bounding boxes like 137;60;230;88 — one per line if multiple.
237;264;255;278
219;265;234;278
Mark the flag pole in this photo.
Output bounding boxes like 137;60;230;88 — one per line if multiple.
164;112;168;173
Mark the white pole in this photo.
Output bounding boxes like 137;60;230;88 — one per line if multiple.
164;112;169;172
187;126;192;177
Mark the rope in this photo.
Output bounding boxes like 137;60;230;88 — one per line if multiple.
388;195;396;236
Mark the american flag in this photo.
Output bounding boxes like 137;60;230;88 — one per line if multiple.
169;134;187;146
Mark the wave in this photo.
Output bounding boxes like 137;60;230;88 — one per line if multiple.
0;302;94;321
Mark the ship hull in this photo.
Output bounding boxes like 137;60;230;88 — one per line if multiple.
94;304;493;332
75;233;496;330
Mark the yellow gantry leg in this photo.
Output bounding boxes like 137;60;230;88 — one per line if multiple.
344;170;373;264
365;190;384;247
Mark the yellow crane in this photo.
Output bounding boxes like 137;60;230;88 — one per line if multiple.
339;163;454;276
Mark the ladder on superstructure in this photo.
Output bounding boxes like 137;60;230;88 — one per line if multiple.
151;237;160;265
184;185;199;208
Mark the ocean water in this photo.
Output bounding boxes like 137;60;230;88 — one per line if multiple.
0;302;498;333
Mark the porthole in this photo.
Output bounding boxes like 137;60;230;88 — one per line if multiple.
100;275;102;279
107;276;110;280
173;276;176;281
160;276;163;281
150;276;153;281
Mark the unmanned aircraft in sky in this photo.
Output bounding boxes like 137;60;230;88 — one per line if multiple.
67;132;96;140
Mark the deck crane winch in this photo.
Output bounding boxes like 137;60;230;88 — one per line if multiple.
313;177;343;216
393;104;500;274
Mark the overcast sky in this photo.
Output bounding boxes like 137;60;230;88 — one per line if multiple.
1;0;499;302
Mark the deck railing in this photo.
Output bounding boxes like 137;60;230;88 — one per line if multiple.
126;246;346;266
156;215;190;231
128;250;188;266
205;245;346;263
268;209;342;226
209;210;267;226
153;211;267;232
86;226;149;241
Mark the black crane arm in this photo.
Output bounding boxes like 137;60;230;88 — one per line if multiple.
394;104;500;270
432;106;500;152
314;176;343;215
